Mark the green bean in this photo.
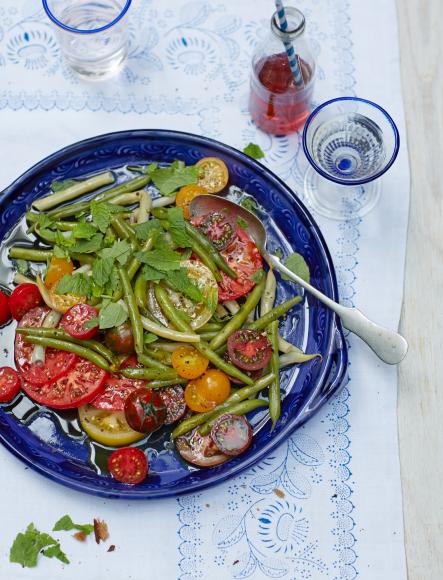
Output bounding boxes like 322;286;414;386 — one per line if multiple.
140;315;200;342
137;352;170;371
199;399;269;436
261;269;276;316
171;373;274;438
13;273;36;285
23;336;110;371
198;331;218;341
247;295;302;332
47;175;150;220
148;378;188;389
268;320;280;430
279;350;320;366
17;327;116;365
111;216;137;241
112;235;155;301
184;238;222;282
70;253;95;265
209;275;266;350
154;285;253;385
144;347;172;363
134;272;148;314
120;367;178;381
198;322;223;333
9;247;51;262
119;268;144;356
33;171;115;211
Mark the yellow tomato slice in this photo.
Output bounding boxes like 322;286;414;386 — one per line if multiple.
184;380;216;413
172;346;209;379
78;405;145;447
45;257;74;289
196;157;229;193
176;184;208;219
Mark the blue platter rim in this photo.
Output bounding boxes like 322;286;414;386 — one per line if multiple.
0;129;348;499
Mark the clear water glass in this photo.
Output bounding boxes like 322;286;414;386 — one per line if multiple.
302;97;400;220
43;0;132;79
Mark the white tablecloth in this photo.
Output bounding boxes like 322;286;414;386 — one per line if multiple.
0;1;409;578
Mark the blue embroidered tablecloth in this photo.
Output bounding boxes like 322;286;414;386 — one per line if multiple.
0;1;409;578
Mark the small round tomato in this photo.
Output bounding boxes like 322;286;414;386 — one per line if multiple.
9;284;43;320
197;369;231;404
0;291;11;326
124;388;167;434
227;329;272;371
176;184;208;219
0;367;21;403
196;157;229;193
210;414;252;456
45;256;74;289
105;323;134;354
171;346;209;379
184;380;216;413
79;404;144;447
195;212;236;251
108;447;148;484
159;385;187;425
223;351;262;385
61;303;99;340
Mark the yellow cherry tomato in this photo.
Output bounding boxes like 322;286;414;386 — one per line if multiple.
176;184;208;219
185;380;216;413
172;345;209;379
196;157;229;193
197;369;231;404
79;405;145;446
45;256;74;289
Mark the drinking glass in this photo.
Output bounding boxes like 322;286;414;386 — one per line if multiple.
43;0;132;79
302;97;400;220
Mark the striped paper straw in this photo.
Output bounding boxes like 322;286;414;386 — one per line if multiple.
274;0;305;88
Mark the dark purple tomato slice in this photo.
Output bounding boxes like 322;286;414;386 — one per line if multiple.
227;329;272;371
175;427;229;467
105;323;134;355
223;351;262;385
193;212;236;251
124;388;167;434
159;385;187;425
210;413;252;456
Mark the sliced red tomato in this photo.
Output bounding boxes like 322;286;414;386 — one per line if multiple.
218;228;263;302
193;212;236;251
108;447;148;484
159;386;187;425
0;291;11;326
210;413;253;456
124;388;167;434
15;306;78;386
21;358;108;409
0;367;21;402
90;375;146;412
61;303;98;340
227;329;272;371
9;284;43;320
176;427;229;467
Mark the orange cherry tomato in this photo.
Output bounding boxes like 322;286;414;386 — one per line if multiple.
196;157;229;193
185;380;216;413
197;369;231;404
172;345;209;379
176;184;208;219
45;256;74;289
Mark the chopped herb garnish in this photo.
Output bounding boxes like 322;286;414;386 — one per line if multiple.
236;215;249;230
69;233;103;254
9;523;69;568
143;332;159;345
251;268;265;283
99;239;131;265
98;301;128;329
242;142;265;160
92;256;114;287
50;178;79;193
240;197;259;213
56;273;91;297
167;268;204;302
134;218;163;242
166;207;192;247
151;162;200;196
135;248;182;271
282;252;310;284
71;221;97;240
91;201;126;233
53;515;94;535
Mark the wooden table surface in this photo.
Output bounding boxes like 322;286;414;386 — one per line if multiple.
396;1;443;578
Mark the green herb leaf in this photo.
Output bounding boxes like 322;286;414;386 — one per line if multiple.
69;233;103;254
92;257;114;287
127;163;158;175
91;201;127;233
99;239;132;265
51;178;79;193
140;264;165;281
167;268;204;302
72;221;97;240
240;197;259;213
9;523;61;568
274;248;284;259
15;259;28;274
135;248;182;271
151;163;200;196
167;207;192;247
55;273;91;297
53;245;69;259
53;515;94;535
85;317;99;329
282;252;310;284
236;216;249;230
98;301;128;329
32;213;55;230
243;142;265;160
143;332;159;345
252;268;265;283
134;219;163;242
104;268;121;296
42;544;70;565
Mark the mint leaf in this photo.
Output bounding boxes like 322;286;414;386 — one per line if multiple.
98;301;128;329
274;248;284;259
140;264;165;281
69;233;103;254
135;249;182;271
236;216;249;230
53;245;69;259
72;221;97;240
252;268;265;283
9;523;60;568
282;252;310;283
243;142;265;160
92;257;114;287
143;332;158;345
167;207;192;247
91;201;126;233
51;178;79;193
134;219;163;242
85;317;99;329
104;268;121;296
167;268;204;302
42;544;70;564
240;197;259;213
151;163;199;196
32;213;55;230
99;239;131;265
53;515;94;535
56;273;91;297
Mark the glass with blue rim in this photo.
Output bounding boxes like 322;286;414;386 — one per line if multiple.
302;97;400;220
42;0;132;79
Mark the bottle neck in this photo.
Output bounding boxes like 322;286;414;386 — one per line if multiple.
271;6;306;41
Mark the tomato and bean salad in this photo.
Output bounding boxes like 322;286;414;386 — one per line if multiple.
0;157;317;485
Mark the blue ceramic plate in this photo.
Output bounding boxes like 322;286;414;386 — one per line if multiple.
0;130;347;499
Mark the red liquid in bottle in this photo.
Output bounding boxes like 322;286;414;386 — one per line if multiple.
249;53;314;135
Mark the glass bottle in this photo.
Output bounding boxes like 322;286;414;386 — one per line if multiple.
249;7;316;135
